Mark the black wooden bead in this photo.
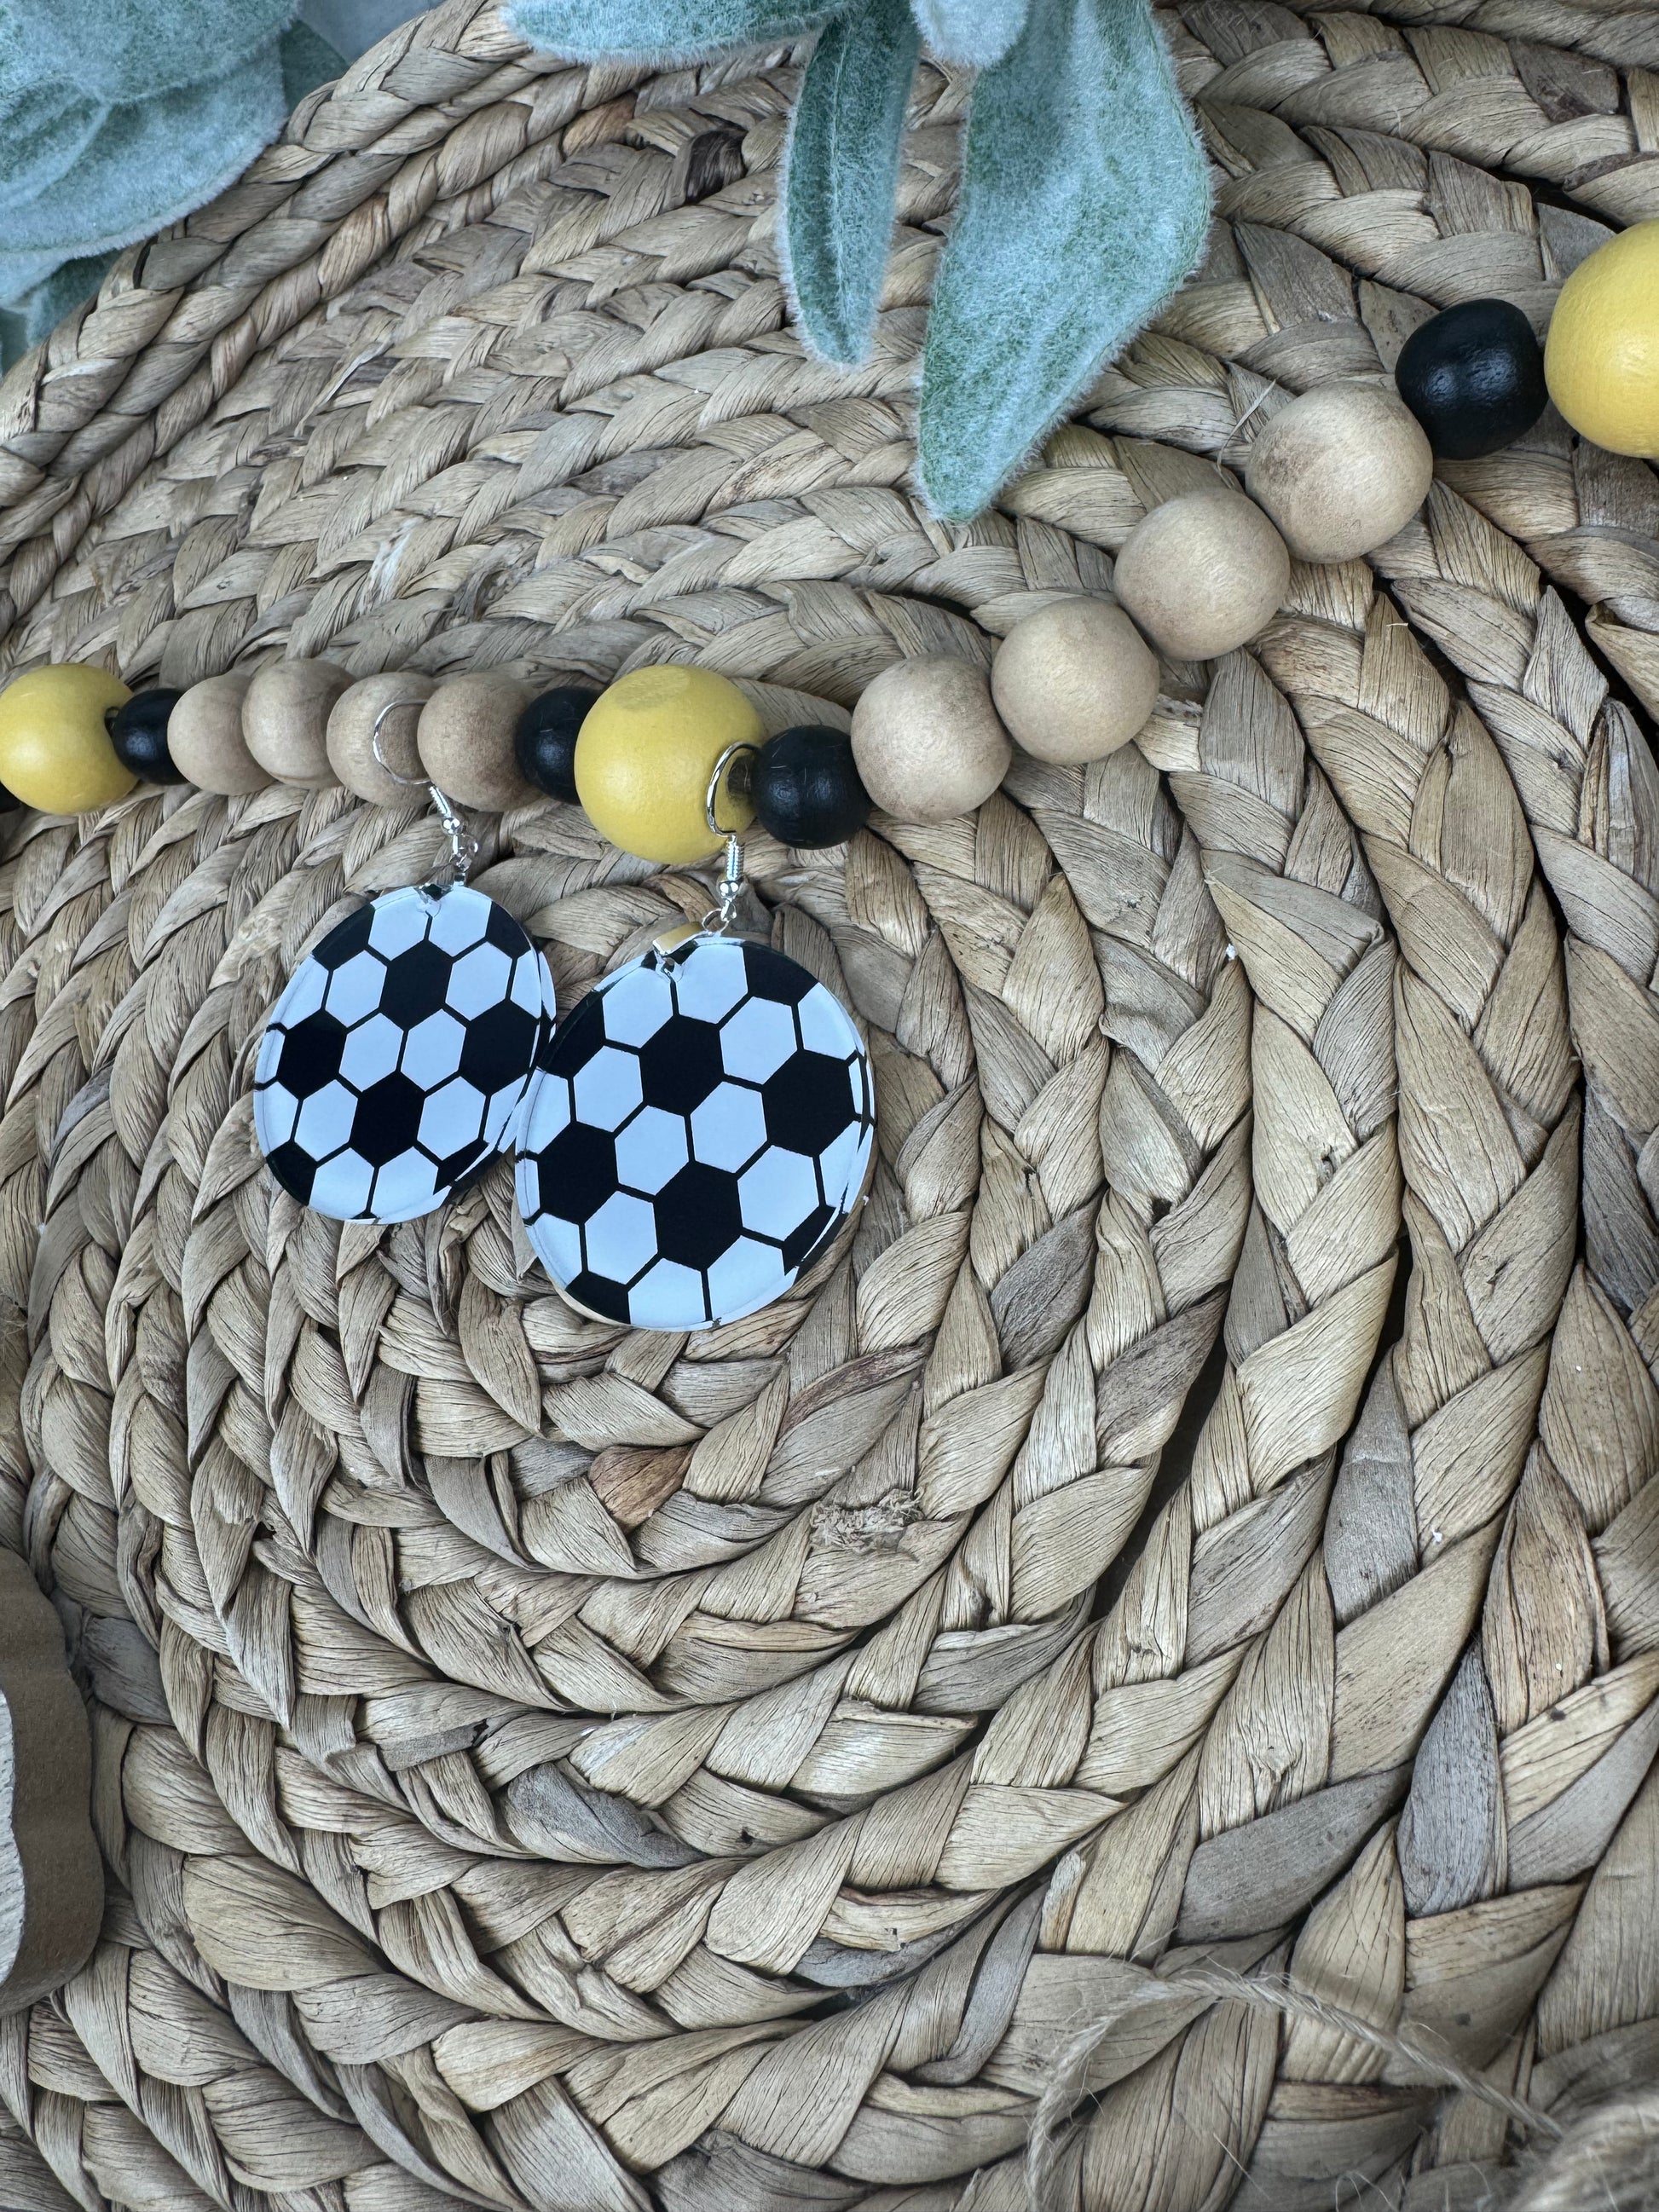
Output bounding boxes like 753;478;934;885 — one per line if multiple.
750;725;870;850
515;685;598;803
1395;298;1547;461
107;687;188;783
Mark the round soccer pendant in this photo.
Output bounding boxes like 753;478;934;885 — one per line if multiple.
517;933;874;1330
254;883;555;1222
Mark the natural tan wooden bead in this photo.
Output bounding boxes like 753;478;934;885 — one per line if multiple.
243;659;351;787
167;673;271;795
851;656;1011;823
1113;488;1291;661
418;675;537;811
327;673;437;804
1244;383;1434;564
991;598;1159;764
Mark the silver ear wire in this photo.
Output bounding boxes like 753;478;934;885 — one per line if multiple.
702;741;760;935
371;697;478;887
368;698;425;788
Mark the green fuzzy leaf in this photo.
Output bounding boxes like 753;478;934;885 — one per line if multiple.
908;0;1027;66
918;0;1211;518
783;0;919;365
0;37;290;304
505;0;835;61
0;0;294;107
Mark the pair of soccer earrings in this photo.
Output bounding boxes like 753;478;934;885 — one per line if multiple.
252;677;876;1333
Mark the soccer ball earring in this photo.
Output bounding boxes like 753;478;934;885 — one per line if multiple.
251;669;876;1330
253;699;557;1222
515;736;876;1331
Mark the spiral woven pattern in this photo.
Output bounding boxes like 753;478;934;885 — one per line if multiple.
2;3;1659;2206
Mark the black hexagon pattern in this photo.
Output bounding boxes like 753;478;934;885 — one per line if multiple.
254;885;553;1222
517;935;873;1330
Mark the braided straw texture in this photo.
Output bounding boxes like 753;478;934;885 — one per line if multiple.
4;3;1659;2206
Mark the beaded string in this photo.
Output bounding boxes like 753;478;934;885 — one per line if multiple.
0;299;1557;841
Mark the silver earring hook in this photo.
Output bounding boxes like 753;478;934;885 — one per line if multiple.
702;741;759;935
371;696;478;888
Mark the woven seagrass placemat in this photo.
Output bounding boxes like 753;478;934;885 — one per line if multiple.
2;3;1658;2206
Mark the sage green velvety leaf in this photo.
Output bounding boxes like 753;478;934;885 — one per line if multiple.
0;0;294;106
909;0;1027;66
0;38;290;304
783;0;920;365
918;0;1211;518
505;0;835;61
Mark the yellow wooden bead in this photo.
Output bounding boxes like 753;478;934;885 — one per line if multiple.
1545;220;1659;457
575;666;762;864
0;665;136;815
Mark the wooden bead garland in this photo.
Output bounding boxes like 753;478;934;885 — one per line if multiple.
575;666;762;863
991;599;1158;764
327;673;436;803
749;725;869;848
1113;488;1291;662
1544;218;1659;458
1396;298;1547;461
12;323;1595;840
167;673;269;795
515;686;598;804
1244;383;1434;564
419;674;538;812
853;656;1010;820
108;688;186;785
0;664;134;815
243;659;352;788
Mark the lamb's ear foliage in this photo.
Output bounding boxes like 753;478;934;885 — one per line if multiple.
907;0;1028;66
504;0;836;62
917;0;1211;517
508;0;1211;522
783;0;920;365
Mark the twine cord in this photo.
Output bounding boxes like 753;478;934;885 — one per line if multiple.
1025;1966;1561;2212
1180;1965;1561;2135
